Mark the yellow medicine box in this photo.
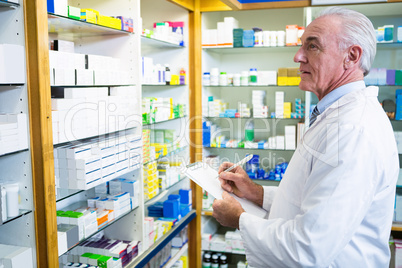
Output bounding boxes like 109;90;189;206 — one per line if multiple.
277;68;288;86
81;9;99;24
284;102;292;118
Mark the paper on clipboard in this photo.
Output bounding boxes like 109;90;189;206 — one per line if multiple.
184;162;268;218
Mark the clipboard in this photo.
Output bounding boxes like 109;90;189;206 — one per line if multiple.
183;162;268;218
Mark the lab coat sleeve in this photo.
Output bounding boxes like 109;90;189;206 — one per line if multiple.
262;186;278;212
239;124;382;268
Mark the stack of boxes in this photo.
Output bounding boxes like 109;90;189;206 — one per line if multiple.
143;217;155;249
141;57;186;85
207;98;227;117
57;187;139;256
143;161;159;200
60;238;140;267
0;244;33;268
202;17;239;47
49;44;133;86
277;67;300;86
157;162;182;191
239;102;251;118
365;68;402;86
0;44;25;84
0;113;28;155
142;97;183;124
233;28;243;47
292;98;305;119
142;129;151;163
252;90;268;118
148;21;184;46
285;126;296;150
275;91;284;118
201;230;245;254
54;134;142;190
57;209;97;243
51;85;138;144
47;2;133;32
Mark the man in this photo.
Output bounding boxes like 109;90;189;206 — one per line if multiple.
212;7;399;267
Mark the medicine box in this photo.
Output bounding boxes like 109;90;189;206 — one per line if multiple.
0;44;25;84
47;0;68;16
0;244;33;268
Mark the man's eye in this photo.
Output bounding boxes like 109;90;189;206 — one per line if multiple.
308;44;317;50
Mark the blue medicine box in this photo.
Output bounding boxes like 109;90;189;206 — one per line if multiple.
179;189;192;205
163;199;180;219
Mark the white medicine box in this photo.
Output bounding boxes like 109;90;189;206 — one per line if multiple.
0;44;25;84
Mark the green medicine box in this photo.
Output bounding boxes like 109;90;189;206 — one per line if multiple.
68;6;81;20
395;70;402;85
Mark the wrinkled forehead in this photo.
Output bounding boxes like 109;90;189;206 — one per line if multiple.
302;16;342;43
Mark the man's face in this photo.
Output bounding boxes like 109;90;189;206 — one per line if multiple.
294;16;347;99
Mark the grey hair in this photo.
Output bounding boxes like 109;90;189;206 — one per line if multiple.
317;7;376;76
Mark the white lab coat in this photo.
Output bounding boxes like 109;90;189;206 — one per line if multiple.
239;86;399;267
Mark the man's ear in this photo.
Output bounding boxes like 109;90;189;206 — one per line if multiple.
344;45;363;69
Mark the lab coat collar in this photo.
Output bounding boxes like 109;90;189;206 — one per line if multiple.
307;85;379;131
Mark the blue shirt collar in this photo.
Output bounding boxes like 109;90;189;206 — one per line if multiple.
316;81;366;114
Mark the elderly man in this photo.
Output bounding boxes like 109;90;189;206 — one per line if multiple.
212;7;399;267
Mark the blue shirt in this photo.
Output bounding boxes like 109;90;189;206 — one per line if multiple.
315;81;367;115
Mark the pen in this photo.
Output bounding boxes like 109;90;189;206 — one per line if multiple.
217;154;253;179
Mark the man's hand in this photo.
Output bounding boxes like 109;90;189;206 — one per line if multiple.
212;191;245;229
218;162;264;207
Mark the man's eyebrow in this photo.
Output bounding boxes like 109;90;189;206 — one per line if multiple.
305;36;322;46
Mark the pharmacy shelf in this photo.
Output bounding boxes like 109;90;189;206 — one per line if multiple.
48;13;133;38
392;222;402;232
0;148;29;158
56;189;83;203
0;0;19;8
1;209;31;225
205;117;303;121
53;126;138;146
143;146;189;166
56;164;141;202
203;45;300;54
142;84;186;87
205;249;245;256
163;243;188;268
377;42;402;49
204;147;295;152
141;36;185;48
0;83;24;86
144;177;187;206
204;85;300;88
143;116;187;126
62;204;140;254
127;210;196;268
51;84;136;88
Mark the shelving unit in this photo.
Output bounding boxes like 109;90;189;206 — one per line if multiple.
48;13;133;36
0;0;38;266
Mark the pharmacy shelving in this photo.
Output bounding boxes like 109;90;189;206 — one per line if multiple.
204;85;300;88
48;13;133;36
143;116;187;126
144;176;187;205
0;0;38;266
204;147;295;152
58;203;140;254
203;45;300;54
0;0;18;8
45;0;147;266
163;242;188;268
141;35;185;48
127;210;196;268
